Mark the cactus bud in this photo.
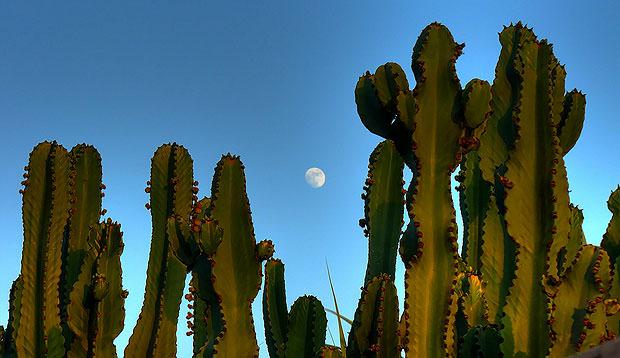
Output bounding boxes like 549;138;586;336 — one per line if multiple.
256;240;275;260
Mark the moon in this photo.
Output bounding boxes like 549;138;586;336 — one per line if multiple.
305;167;326;188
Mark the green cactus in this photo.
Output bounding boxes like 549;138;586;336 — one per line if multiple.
263;259;288;358
547;245;611;356
346;274;399;357
66;220;126;357
190;154;274;357
285;296;328;357
360;140;405;285
355;21;618;358
602;187;620;338
125;143;195;357
262;259;330;358
13;141;71;357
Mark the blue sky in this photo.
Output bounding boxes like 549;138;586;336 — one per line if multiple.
1;1;619;356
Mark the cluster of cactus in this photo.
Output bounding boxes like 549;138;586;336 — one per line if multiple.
352;21;620;357
0;142;127;357
122;143;284;357
1;21;619;358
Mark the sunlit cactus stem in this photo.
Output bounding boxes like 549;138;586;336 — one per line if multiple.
125;143;195;358
13;141;71;357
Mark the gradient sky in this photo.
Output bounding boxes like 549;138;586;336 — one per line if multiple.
1;1;619;357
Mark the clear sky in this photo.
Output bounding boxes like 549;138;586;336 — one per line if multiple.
1;1;619;357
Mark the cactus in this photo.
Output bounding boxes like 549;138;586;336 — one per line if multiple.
547;245;612;356
346;139;403;357
360;140;405;285
346;274;399;357
13;142;71;357
66;220;126;357
286;296;328;357
355;21;618;358
189;154;273;357
3;141;128;358
262;259;329;357
125;143;194;357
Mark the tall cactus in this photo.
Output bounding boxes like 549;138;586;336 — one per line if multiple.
125;143;194;357
191;154;274;356
359;140;405;285
13;141;71;357
5;141;127;358
355;21;618;358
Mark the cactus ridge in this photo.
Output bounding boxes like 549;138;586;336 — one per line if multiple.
362;140;405;285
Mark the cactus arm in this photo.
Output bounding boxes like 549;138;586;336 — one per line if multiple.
16;142;70;357
208;155;263;357
284;296;327;357
478;182;516;325
601;187;620;337
191;256;225;357
577;301;609;352
262;259;288;358
125;143;194;357
4;275;23;356
185;198;225;355
498;39;570;356
399;23;463;358
548;245;609;357
67;221;126;358
462;79;493;132
355;63;409;139
346;274;399;357
477;24;535;183
61;145;104;353
66;227;98;357
458;79;493;272
558;205;587;275
458;152;491;272
362;140;405;284
601;187;620;266
63;145;103;312
557;90;586;155
92;221;126;357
